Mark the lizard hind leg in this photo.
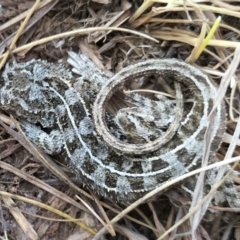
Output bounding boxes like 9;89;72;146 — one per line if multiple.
21;121;64;155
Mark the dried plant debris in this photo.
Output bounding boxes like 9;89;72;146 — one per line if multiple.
0;1;240;240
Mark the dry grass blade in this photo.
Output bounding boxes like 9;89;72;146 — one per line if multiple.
151;1;240;18
188;110;217;234
0;191;96;235
151;30;239;49
130;0;240;27
212;44;240;113
75;195;114;236
114;224;149;240
0;0;54;33
129;0;154;23
1;196;38;240
0;27;158;61
0;0;58;55
134;207;160;238
186;18;207;63
223;133;240;146
93;9;131;43
148;202;168;239
0;160;88;213
0;0;41;69
188;16;221;63
169;207;190;239
189;45;240;233
230;82;240;122
90;192;116;236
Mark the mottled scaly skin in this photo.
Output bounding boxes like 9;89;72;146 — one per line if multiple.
0;53;237;206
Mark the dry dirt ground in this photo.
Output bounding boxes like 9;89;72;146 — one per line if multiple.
0;1;240;240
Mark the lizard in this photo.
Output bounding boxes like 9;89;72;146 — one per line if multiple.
0;52;238;207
